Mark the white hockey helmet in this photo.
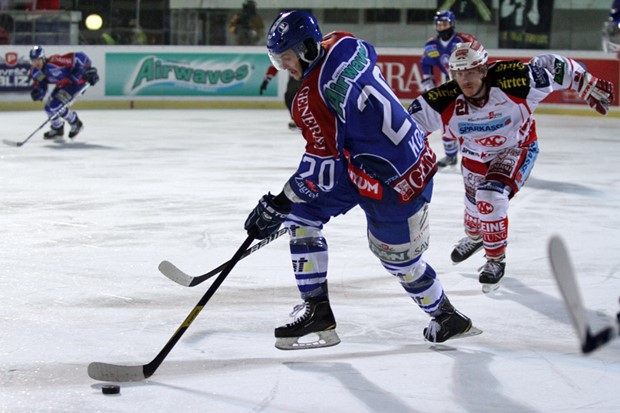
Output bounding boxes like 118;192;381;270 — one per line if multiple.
448;41;488;72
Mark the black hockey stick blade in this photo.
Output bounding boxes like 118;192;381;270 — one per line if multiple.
88;235;255;382
548;235;617;353
159;227;287;287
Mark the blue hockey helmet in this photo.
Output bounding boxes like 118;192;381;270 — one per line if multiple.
29;45;45;61
266;10;323;71
434;10;456;27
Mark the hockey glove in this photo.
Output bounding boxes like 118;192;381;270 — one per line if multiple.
84;67;99;86
244;192;292;239
30;88;44;101
259;78;270;95
575;72;615;116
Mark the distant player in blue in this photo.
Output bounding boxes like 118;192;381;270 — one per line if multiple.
29;46;99;140
602;0;620;55
244;10;479;350
420;10;476;167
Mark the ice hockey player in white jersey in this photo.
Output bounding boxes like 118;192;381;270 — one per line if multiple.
408;41;614;293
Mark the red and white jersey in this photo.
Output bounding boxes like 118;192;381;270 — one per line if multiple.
408;55;586;163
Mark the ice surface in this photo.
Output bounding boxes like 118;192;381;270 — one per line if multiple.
1;109;619;412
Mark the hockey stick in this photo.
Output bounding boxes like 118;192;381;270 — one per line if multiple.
3;83;90;148
548;235;618;353
87;234;255;382
159;227;288;287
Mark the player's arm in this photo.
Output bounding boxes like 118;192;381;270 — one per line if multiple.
29;69;48;101
420;42;438;91
530;54;614;115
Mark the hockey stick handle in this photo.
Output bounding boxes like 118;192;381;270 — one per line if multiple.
158;227;288;287
189;227;288;286
142;234;255;379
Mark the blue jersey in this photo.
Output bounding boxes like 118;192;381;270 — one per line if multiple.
420;32;476;78
286;32;436;207
30;52;91;95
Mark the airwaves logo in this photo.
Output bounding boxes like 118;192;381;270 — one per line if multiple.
130;56;250;93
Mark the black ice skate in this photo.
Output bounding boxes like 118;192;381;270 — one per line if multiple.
437;155;457;167
423;297;481;343
274;296;340;350
68;117;83;139
43;124;64;140
451;236;484;264
479;256;506;294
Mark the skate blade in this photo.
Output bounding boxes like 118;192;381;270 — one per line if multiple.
275;330;341;350
459;325;483;338
425;324;483;344
481;281;502;294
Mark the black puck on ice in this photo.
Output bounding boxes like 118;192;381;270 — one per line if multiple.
101;384;121;395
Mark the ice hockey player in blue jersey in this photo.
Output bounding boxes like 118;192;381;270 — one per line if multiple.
420;10;477;168
244;10;480;350
602;0;620;56
29;46;99;140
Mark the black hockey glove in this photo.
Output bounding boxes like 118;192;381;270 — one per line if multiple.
84;67;99;86
259;78;270;95
30;88;44;101
575;72;614;116
244;192;292;239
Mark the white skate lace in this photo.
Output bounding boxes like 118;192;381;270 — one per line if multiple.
425;320;440;342
479;260;503;275
454;237;482;255
287;302;310;326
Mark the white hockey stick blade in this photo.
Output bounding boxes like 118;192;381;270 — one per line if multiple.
548;235;589;346
3;139;23;147
548;235;617;353
158;260;193;287
88;362;147;382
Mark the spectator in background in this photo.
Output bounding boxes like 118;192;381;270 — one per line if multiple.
0;13;11;44
602;0;620;58
420;10;477;168
228;0;264;45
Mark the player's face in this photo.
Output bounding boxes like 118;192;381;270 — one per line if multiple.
31;58;44;70
452;67;487;99
276;49;303;80
435;20;452;32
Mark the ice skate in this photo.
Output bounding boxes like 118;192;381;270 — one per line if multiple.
479;256;506;293
274;296;340;350
43;124;64;140
68;116;83;139
450;236;483;264
423;297;481;343
437;155;457;167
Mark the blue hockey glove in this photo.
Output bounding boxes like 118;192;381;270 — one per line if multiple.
244;192;292;239
84;67;99;86
30;88;44;101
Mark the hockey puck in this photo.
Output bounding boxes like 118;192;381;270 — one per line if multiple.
101;384;121;395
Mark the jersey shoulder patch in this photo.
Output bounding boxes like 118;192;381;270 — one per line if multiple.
422;80;460;112
529;64;551;88
488;60;531;98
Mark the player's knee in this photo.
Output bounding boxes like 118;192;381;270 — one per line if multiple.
395;260;437;292
476;181;510;215
287;225;327;250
